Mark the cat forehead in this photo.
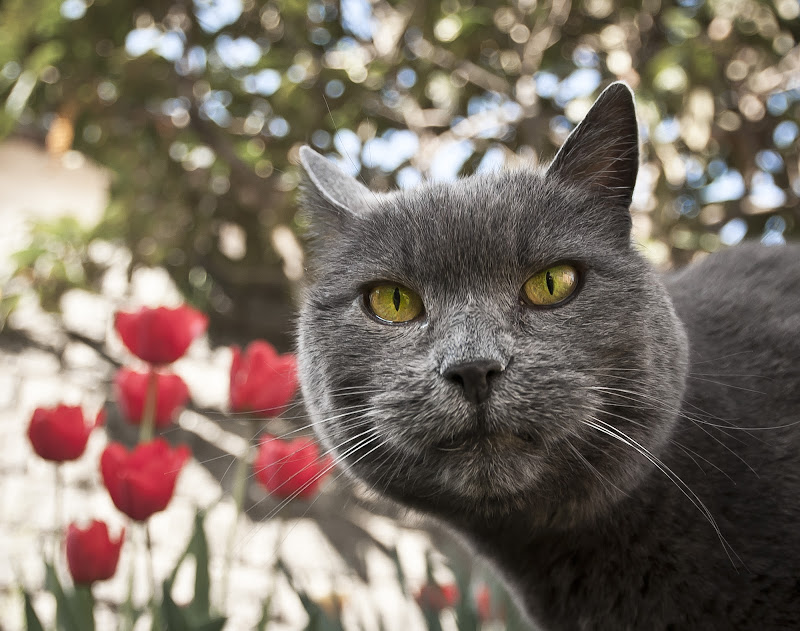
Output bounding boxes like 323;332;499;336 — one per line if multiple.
314;170;625;286
389;173;612;245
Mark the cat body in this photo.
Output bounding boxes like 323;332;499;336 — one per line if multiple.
468;244;800;631
296;83;800;629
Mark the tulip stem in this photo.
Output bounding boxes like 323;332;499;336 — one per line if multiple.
222;435;251;613
144;523;158;603
142;523;165;629
53;464;63;561
120;527;136;631
139;368;158;443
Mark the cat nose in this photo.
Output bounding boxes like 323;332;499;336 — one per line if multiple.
442;359;504;405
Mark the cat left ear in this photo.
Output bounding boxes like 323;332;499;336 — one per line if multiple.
298;146;373;229
546;82;639;207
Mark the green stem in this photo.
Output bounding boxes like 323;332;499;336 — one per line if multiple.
222;434;251;613
53;464;63;561
139;368;158;443
144;523;158;603
144;522;163;630
120;527;135;631
74;584;96;631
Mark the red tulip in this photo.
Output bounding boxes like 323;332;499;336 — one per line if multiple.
27;405;100;463
114;368;189;429
230;341;297;415
114;305;208;365
100;439;190;521
66;520;124;584
415;583;460;611
253;435;332;500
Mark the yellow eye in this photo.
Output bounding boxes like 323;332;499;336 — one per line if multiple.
523;264;579;306
367;284;424;323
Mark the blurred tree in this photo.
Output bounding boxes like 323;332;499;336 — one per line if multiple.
1;0;798;342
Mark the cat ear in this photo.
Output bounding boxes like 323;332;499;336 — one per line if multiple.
298;146;373;230
546;82;639;207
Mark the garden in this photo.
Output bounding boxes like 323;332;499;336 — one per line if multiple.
0;0;798;628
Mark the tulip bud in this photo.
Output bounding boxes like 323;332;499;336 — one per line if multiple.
230;341;297;416
114;368;189;429
100;439;190;521
253;435;331;500
114;305;208;365
66;520;124;584
27;405;96;463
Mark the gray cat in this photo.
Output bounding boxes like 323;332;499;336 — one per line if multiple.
296;83;800;630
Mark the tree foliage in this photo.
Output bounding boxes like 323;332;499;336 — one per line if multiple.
2;0;798;341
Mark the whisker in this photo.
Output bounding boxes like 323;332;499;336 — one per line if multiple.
564;440;628;499
236;432;383;552
595;405;742;482
680;376;767;395
581;365;770;381
192;407;371;469
249;421;377;486
582;416;742;569
673;442;735;483
590;386;760;475
259;431;379;521
589;385;745;434
691;350;756;365
270;436;391;553
209;391;379;423
584;373;734;424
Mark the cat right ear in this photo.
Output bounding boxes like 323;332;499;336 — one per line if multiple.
546;82;639;208
298;146;373;234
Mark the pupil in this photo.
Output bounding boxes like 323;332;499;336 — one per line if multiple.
546;271;555;295
392;287;401;311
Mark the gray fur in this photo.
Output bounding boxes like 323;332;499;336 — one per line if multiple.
296;82;800;629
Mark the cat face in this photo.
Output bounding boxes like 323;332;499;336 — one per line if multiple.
297;84;688;524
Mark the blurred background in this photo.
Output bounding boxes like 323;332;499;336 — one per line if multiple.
0;0;798;629
1;0;798;343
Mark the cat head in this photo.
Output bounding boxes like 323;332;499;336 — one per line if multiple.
296;83;688;526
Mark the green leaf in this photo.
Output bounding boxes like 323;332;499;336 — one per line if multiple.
277;558;343;631
424;550;437;586
0;292;21;331
44;562;72;630
421;610;443;631
388;546;409;596
162;511;227;631
44;563;95;631
189;511;212;618
299;592;324;631
193;618;227;631
11;246;48;268
162;589;226;631
162;587;189;631
24;591;45;631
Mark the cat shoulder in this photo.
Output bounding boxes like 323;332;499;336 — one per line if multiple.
666;241;800;311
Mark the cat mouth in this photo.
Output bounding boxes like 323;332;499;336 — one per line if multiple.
436;431;536;452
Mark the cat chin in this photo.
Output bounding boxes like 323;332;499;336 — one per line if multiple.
354;431;561;510
434;447;544;501
324;417;654;525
